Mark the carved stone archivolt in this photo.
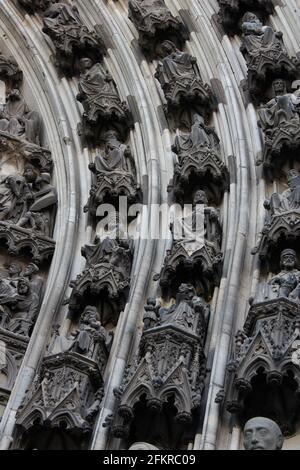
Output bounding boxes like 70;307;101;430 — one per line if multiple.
155;41;216;127
170;114;229;205
257;80;300;178
253;171;300;264
225;250;300;435
241;14;299;104
112;284;209;449
42;2;105;76
84;131;140;215
217;0;274;36
128;0;189;57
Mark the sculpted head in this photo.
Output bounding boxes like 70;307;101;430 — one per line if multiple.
79;57;93;73
17;278;31;295
7;262;22;277
23;263;39;278
192;113;205;126
280;249;298;271
242;12;259;24
83;306;100;323
288;170;300;189
24;164;38;184
177;283;195;302
161;40;176;56
193;190;208;206
244;417;284;450
272;79;287;96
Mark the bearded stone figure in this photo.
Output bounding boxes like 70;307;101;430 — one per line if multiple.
0;89;41;144
244;418;284;450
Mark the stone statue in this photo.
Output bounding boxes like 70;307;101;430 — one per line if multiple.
171;190;222;256
70;306;107;358
128;0;186;53
241;12;285;64
90;130;132;175
0;263;22;316
173;114;216;154
155;40;198;93
77;59;128;127
251;249;300;304
7;277;40;337
259;79;300;132
0;53;22;83
0;89;41;144
264;170;300;219
244;417;284;450
158;283;208;334
0;164;57;236
42;3;101;73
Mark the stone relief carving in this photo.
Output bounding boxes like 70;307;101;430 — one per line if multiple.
42;3;105;75
77;59;133;145
16;352;105;444
170;114;229;205
84;131;139;215
159;190;223;300
112;284;209;448
243;417;284;450
217;0;274;36
0;53;22;85
257;80;300;177
253;172;300;262
128;0;188;56
0;89;41;145
240;14;299;103
0;262;44;337
155;41;216;127
68;215;133;326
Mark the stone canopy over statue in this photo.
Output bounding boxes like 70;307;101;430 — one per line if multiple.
128;0;187;54
0;89;41;145
155;41;215;122
42;3;104;74
240;13;298;101
171;114;229;204
77;59;132;143
257;79;300;172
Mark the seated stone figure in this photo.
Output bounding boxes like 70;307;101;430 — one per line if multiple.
0;89;41;144
264;170;300;224
173;114;217;155
90;130;132;175
251;249;300;304
155;41;213;116
259;79;300;132
51;306;108;360
128;0;185;53
244;417;284;450
241;12;285;63
77;58;129;128
171;190;222;256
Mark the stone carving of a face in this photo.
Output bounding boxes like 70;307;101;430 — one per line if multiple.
8;263;22;276
17;278;30;295
280;249;297;271
79;58;93;73
193;190;208;206
273;79;286;96
244;417;284;450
